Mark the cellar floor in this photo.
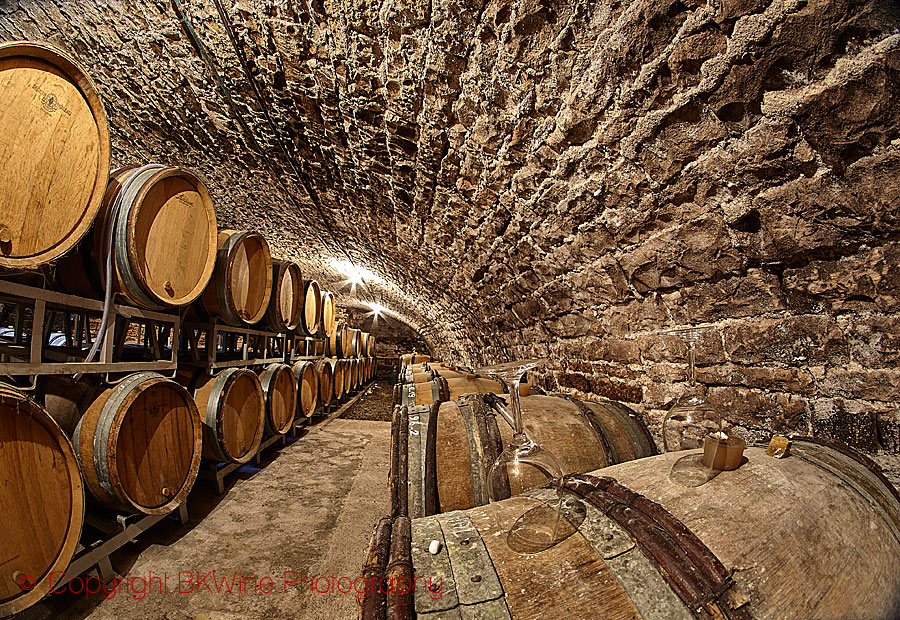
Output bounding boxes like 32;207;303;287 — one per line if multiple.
18;384;393;620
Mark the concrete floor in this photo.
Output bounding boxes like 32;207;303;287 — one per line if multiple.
18;390;392;620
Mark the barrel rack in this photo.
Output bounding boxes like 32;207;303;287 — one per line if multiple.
196;432;291;495
180;320;287;375
0;279;179;383
52;503;191;591
0;279;375;598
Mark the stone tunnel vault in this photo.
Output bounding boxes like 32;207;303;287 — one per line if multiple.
3;0;900;473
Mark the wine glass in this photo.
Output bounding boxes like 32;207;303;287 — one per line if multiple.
661;327;723;486
476;358;575;553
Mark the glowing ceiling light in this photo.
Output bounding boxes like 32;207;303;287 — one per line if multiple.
328;258;385;285
369;302;386;316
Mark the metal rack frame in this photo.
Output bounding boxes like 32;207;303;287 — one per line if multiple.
52;503;190;589
0;280;179;382
180;320;287;374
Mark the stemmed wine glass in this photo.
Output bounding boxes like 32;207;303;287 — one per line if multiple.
661;327;723;486
476;358;576;553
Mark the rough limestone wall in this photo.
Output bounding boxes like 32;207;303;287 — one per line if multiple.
3;0;899;474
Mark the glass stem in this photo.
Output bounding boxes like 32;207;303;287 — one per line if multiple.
687;341;696;387
509;374;525;441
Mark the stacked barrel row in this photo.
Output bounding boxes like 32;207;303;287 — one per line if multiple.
364;354;900;619
0;40;361;617
319;321;378;407
393;357;523;408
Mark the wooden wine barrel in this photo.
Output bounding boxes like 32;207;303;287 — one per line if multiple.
392;439;900;620
72;372;202;514
320;291;336;336
328;358;345;401
190;368;265;463
0;41;110;269
359;333;370;360
56;164;218;309
346;359;356;392
293;361;319;418
315;358;334;408
368;335;377;356
197;230;273;326
399;376;530;407
329;322;354;359
342;356;353;396
352;359;361;389
400;353;430;369
0;384;85;616
300;279;322;336
258;363;296;435
264;261;302;332
395;393;657;518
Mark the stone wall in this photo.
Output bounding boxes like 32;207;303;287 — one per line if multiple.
3;0;899;474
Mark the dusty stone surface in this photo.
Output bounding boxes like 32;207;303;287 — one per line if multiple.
15;418;391;620
340;379;394;421
2;0;898;470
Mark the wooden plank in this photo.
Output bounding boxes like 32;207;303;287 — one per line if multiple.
411;517;459;613
0;361;176;375
468;502;641;620
434;511;503;606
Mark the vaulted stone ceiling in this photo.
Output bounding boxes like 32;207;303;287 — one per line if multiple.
3;0;900;466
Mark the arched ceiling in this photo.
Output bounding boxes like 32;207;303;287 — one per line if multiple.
5;0;898;369
5;0;900;468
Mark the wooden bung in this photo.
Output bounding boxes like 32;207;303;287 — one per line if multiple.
264;260;303;332
196;230;273;326
0;41;110;269
190;368;265;463
72;372;202;514
258;363;297;435
0;384;84;617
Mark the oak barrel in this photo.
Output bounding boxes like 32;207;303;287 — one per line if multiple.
0;384;84;616
190;368;265;463
55;164;218;309
264;260;302;332
297;279;320;336
320;291;336;336
399;376;529;407
293;360;319;418
315;358;334;408
359;333;370;360
399;353;430;373
0;41;110;269
350;328;362;358
329;322;353;359
354;359;364;391
258;363;296;435
328;358;345;401
72;372;202;514
367;335;376;357
342;356;353;396
397;393;657;518
395;440;900;620
197;229;273;326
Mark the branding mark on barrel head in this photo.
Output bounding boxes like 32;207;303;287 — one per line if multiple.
31;84;72;116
